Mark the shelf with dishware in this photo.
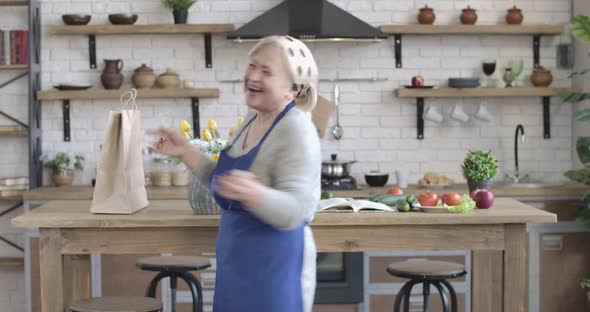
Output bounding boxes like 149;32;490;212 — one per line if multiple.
50;23;235;69
379;24;564;68
37;88;220;142
394;87;577;140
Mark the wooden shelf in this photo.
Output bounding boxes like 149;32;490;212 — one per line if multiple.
0;126;27;136
0;258;24;267
37;88;219;101
0;0;28;6
0;64;28;70
37;88;220;142
395;87;575;98
380;25;563;35
51;23;234;35
0;195;23;201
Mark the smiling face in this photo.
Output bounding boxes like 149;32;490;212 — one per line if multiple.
244;44;296;113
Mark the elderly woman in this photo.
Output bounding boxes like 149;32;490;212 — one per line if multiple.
148;35;321;312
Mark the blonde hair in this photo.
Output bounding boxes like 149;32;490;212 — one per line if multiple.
249;36;319;112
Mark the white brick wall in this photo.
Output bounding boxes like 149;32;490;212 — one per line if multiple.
0;0;578;310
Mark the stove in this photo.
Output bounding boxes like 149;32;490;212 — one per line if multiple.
321;176;359;190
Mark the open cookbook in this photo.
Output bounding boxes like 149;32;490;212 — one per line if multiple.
317;197;396;212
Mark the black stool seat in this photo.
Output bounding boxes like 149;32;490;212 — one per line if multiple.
387;260;466;312
69;296;162;312
137;256;210;312
136;256;211;272
387;259;466;280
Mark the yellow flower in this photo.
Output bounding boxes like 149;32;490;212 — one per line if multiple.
229;126;237;137
179;119;191;133
211;154;220;161
236;116;244;127
201;129;213;142
184;132;191;140
208;118;217;132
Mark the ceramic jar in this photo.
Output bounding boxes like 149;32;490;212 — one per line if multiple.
132;64;156;89
460;6;478;25
530;67;553;87
101;59;124;90
418;5;436;25
506;5;524;25
156;68;181;89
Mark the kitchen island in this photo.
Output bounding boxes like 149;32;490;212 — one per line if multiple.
12;198;555;312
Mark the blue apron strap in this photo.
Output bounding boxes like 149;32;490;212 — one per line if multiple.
256;101;295;147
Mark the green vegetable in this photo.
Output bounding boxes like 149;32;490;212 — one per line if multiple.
406;195;416;208
446;194;476;213
320;191;333;200
396;200;411;212
378;195;408;206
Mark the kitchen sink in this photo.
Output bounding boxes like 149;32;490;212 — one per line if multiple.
495;181;566;189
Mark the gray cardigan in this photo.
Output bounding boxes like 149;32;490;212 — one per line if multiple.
189;107;321;230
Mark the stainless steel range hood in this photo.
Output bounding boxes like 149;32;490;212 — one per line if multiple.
227;0;387;42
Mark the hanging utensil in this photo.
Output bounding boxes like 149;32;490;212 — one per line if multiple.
331;84;343;140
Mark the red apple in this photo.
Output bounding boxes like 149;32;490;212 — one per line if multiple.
471;189;494;209
411;75;424;87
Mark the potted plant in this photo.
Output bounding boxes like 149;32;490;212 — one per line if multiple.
161;0;197;24
43;152;85;187
562;15;590;308
461;149;499;193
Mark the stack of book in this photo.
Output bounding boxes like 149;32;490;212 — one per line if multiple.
0;29;28;65
0;177;29;197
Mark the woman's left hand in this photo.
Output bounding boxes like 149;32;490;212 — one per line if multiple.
214;170;266;208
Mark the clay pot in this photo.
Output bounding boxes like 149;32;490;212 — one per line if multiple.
52;173;74;187
506;5;524;25
530;67;553;87
101;59;124;90
418;5;436;25
156;68;181;89
132;64;156;89
460;6;478;25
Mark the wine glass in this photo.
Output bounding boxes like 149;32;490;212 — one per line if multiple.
482;59;497;88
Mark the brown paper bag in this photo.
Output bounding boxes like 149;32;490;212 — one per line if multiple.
91;89;148;214
311;95;336;138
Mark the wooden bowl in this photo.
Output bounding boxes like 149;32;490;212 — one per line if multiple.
62;14;91;26
108;14;138;25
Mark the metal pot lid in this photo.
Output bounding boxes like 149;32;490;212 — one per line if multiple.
322;153;357;165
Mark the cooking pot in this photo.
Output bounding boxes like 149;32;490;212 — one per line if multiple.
322;153;357;178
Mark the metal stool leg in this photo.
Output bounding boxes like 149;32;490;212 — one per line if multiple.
404;281;420;312
178;272;204;312
170;273;178;312
440;279;458;312
394;280;416;312
146;271;170;297
432;281;450;312
422;281;430;312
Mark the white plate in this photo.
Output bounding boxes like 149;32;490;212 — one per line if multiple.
413;204;451;213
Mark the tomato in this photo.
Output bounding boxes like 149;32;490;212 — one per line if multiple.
386;187;404;195
418;192;438;206
442;192;462;206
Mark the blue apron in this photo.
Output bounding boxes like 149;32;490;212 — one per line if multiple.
211;102;305;312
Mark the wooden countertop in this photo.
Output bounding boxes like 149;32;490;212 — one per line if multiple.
12;198;556;228
22;183;587;201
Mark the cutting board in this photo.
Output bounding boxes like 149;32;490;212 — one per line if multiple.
311;95;336;138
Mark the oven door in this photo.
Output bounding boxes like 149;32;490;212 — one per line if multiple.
314;252;364;304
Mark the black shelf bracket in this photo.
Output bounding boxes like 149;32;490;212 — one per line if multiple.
89;34;97;69
0;71;27;89
0;202;22;217
0;110;28;129
394;35;402;68
204;33;212;68
533;35;541;68
417;97;424;140
63;100;71;141
191;98;200;138
0;235;23;252
543;96;551;139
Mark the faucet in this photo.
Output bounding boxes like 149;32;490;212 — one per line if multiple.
511;124;528;183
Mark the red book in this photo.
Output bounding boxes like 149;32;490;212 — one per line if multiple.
15;30;21;64
22;30;28;65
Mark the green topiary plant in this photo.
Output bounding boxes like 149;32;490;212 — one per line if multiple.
42;152;85;176
161;0;197;11
461;149;499;181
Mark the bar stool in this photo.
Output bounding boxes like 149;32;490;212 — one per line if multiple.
136;256;211;312
387;259;466;312
69;296;162;312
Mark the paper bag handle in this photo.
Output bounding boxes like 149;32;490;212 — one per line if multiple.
120;88;138;110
